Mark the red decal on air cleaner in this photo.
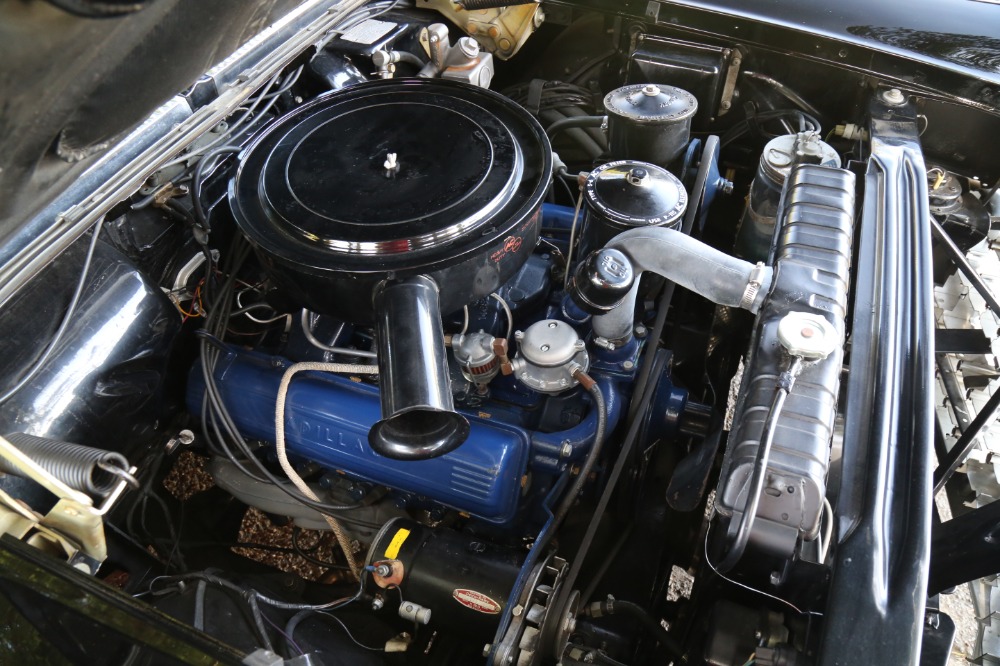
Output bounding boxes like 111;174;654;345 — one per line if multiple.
503;235;523;253
452;588;502;614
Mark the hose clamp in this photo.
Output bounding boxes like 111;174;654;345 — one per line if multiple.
739;262;766;310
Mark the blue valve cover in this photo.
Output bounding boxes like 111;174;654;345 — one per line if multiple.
188;350;531;524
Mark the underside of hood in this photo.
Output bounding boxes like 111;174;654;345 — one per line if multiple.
0;0;303;224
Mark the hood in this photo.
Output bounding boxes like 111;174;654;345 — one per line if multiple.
1;0;999;229
0;0;304;226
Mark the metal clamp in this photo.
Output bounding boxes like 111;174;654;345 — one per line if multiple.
739;262;766;310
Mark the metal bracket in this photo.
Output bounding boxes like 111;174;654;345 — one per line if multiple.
416;0;543;60
718;49;742;117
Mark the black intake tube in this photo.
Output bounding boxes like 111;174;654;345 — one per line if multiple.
368;276;470;460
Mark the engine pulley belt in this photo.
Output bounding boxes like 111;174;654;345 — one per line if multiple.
541;351;680;661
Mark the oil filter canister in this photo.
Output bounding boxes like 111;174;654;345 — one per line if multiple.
582;159;688;253
604;83;697;167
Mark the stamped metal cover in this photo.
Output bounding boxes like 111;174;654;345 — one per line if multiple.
603;83;697;124
584;160;688;228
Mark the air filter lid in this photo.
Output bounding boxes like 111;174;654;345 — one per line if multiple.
603;83;697;125
230;79;546;276
584;160;687;229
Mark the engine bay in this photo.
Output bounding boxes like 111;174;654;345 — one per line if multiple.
0;1;998;664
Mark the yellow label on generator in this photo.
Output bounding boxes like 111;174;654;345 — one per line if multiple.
384;528;410;559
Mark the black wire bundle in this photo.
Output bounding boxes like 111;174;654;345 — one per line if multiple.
502;80;598;114
196;235;363;516
145;570;365;654
719;106;822;148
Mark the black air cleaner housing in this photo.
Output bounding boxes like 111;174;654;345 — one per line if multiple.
228;78;551;461
229;78;551;323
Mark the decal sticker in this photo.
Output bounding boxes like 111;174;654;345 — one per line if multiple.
452;588;502;614
384;528;410;559
340;19;397;45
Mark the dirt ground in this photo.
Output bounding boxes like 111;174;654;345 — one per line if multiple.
936;492;980;665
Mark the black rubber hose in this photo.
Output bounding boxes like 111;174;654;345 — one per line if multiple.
716;358;803;573
545;114;605;138
547;376;606;537
539;110;603;160
582;597;684;660
558;106;609;151
393;51;424;68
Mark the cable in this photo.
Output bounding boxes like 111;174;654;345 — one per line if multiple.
292;527;351;571
563;187;585;289
286;609;387;652
191;145;242;233
276;363;380;579
300;310;377;358
263;610;303;656
716;357;804;573
148;571;363;612
0;216;106;405
543;355;667;658
196;240;374;516
720;108;821;148
703;521;823;617
490;292;513;340
819;497;834;563
549;375;606;538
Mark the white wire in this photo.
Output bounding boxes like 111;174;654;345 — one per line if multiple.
563;186;585;289
819;497;834;563
490;292;513;340
460;305;469;335
235;289;292;325
275;362;378;579
703;518;823;617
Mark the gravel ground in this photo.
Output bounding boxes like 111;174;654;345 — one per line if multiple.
936;492;979;665
163;451;350;583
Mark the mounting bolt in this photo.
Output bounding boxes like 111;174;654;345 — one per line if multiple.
372;595;385;611
881;88;906;106
623;360;635;370
561;443;573;458
483;644;492;657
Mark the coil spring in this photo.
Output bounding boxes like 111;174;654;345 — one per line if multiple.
2;433;133;497
458;0;537;10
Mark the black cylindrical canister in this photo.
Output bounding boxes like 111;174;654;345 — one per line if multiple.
367;518;523;639
604;83;697;167
581;159;688;254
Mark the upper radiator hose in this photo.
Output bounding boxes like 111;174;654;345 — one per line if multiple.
569;227;772;344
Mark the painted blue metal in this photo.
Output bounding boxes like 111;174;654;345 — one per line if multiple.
188;349;531;524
